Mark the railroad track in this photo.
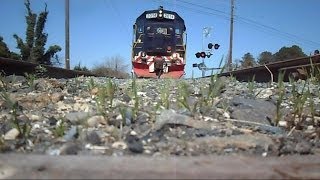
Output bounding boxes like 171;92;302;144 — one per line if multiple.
217;54;320;82
1;154;319;179
0;57;97;78
2;55;320;81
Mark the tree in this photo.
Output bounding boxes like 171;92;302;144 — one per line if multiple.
0;36;20;60
0;36;11;58
91;55;130;78
257;51;275;65
13;0;61;65
274;45;307;61
232;58;241;70
104;55;129;73
240;53;256;68
74;62;89;72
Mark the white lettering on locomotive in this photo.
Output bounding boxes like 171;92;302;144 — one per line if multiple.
146;13;157;19
164;13;175;19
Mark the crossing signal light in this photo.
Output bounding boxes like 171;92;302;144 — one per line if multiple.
195;52;201;58
200;52;206;58
208;43;220;50
195;52;206;58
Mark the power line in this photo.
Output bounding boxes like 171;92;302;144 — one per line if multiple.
104;0;132;48
153;0;231;21
171;0;320;49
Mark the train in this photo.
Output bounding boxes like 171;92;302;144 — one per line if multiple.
131;6;187;78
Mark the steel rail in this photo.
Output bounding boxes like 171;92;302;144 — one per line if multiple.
216;54;320;82
0;57;98;78
1;154;319;179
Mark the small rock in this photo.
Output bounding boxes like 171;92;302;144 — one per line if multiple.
278;121;287;127
307;125;315;131
90;87;99;95
73;103;91;112
87;115;107;127
60;142;81;155
29;114;41;121
112;141;128;150
223;112;230;119
130;130;137;136
295;141;311;154
47;149;61;156
86;131;101;145
230;96;276;125
256;88;273;99
63;126;78;141
48;116;58;126
121;94;131;103
224;148;233;153
33;123;41;129
65;112;90;124
50;92;64;102
126;135;144;153
137;92;147;97
4;128;20;140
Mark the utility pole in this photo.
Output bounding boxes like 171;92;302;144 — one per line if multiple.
202;27;205;77
65;0;70;69
228;0;234;71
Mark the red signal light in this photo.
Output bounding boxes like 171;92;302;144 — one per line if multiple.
200;52;206;58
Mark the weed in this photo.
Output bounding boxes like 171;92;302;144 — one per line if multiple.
291;80;309;127
131;78;139;120
24;72;36;90
87;77;96;91
96;87;107;116
275;72;285;126
53;120;66;137
206;63;225;106
0;90;31;139
94;78;118;116
247;75;256;98
158;80;170;109
105;78;117;108
177;81;191;112
35;65;47;78
0;72;9;91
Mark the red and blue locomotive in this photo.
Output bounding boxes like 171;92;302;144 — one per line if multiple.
131;6;187;78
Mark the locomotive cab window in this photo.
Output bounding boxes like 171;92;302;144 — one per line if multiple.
175;28;181;35
138;26;144;33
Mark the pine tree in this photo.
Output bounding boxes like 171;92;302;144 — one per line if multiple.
13;0;61;65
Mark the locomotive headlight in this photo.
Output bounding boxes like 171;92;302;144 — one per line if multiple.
159;9;163;18
172;53;179;59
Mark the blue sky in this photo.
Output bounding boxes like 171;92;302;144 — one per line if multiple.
1;0;320;78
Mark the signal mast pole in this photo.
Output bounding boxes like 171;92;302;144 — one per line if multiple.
65;0;70;69
228;0;234;71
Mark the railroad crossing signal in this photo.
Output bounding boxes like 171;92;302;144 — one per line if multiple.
194;42;220;77
208;43;220;50
195;43;220;59
195;52;206;58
